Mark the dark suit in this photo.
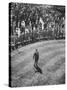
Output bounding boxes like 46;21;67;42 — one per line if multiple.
33;51;39;65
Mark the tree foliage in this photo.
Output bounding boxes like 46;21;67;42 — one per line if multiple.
10;3;65;40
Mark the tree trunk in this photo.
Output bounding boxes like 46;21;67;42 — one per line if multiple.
32;26;33;41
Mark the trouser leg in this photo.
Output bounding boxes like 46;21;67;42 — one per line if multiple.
34;60;38;71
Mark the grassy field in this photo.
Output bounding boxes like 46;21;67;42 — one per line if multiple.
11;40;65;87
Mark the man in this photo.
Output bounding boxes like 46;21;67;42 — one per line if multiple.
33;49;39;71
33;49;39;66
33;49;42;74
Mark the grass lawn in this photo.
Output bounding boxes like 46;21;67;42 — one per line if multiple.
11;40;65;87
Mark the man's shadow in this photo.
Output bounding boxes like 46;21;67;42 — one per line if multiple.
34;64;42;74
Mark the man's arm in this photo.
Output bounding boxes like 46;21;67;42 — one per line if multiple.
38;52;39;59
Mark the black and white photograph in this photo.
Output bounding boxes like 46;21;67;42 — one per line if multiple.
9;2;65;87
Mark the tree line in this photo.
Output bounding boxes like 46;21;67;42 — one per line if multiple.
10;3;65;49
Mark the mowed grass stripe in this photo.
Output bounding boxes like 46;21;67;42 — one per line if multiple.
11;41;64;60
11;40;65;57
